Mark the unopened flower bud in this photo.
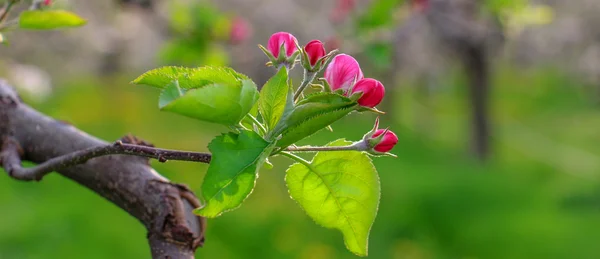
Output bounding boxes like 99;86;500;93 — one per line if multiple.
267;32;298;59
324;54;363;93
304;40;326;67
371;129;398;152
351;78;385;108
362;117;398;154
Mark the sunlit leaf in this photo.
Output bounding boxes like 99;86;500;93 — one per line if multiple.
285;139;380;256
19;10;86;30
259;67;289;131
195;130;275;217
160;79;258;126
132;66;248;89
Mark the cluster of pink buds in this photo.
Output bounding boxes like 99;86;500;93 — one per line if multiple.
324;54;385;109
260;32;398;154
43;0;52;6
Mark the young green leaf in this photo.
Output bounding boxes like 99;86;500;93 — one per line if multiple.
259;67;289;130
160;79;259;126
132;66;249;89
19;10;87;30
158;80;186;108
273;93;357;147
285;139;380;256
277;105;355;148
131;67;195;89
195;130;275;218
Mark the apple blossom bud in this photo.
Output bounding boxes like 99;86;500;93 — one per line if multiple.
351;78;385;108
304;40;326;67
43;0;52;5
324;54;363;92
267;32;298;59
371;129;398;152
362;118;398;155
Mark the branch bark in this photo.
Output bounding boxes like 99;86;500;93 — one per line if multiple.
0;80;208;259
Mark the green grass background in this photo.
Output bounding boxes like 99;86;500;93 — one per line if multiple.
2;65;600;259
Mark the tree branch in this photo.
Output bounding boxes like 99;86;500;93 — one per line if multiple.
1;138;211;181
0;80;207;259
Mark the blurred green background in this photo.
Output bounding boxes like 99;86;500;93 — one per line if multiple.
3;0;600;258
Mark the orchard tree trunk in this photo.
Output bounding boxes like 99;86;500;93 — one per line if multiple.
426;0;494;160
464;46;490;159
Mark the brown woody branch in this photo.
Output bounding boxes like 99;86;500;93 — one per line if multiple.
0;80;209;259
1;138;211;181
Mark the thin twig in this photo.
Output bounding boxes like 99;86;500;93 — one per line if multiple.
1;139;212;181
285;143;359;152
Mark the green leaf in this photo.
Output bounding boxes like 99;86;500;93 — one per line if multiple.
274;93;357;147
259;67;289;131
160;79;259;126
132;66;248;89
195;130;275;217
19;10;86;30
158;81;186;108
132;67;195;89
285;139;380;256
134;66;257;126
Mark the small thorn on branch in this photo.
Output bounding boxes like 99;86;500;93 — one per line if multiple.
158;155;167;163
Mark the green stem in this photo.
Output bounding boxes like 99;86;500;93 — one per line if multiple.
285;144;359;152
280;152;312;168
245;114;267;135
293;70;317;102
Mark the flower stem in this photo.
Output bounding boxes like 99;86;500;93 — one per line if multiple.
285;143;361;152
280;152;312;168
245;114;267;135
293;70;317;102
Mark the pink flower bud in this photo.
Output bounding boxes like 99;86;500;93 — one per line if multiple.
43;0;52;5
267;32;298;59
351;78;385;108
304;40;326;67
324;54;363;92
372;129;398;152
229;17;251;45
